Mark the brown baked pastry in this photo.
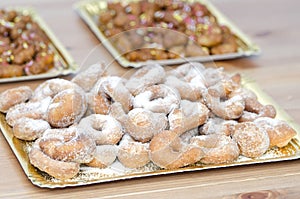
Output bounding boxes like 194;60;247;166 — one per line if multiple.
254;117;297;148
232;122;270;158
0;86;32;113
29;127;95;180
0;9;55;78
1;63;297;180
92;76;133;113
47;88;87;128
38;127;96;163
191;134;240;164
97;0;239;62
117;134;150;169
110;102;168;143
6;97;51;126
125;64;166;96
29;142;80;180
168;100;209;134
150;130;203;169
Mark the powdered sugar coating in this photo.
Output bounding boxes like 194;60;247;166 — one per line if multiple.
168;100;209;134
164;75;204;101
239;97;277;122
0;86;32;113
233;122;270;158
200;117;237;136
78;114;123;145
191;134;240;164
133;84;181;114
86;92;111;115
125;64;166;96
92;76;133;113
117;134;150;169
202;67;226;87
167;62;206;81
165;63;206;101
47;88;87;128
86;145;118;168
2;63;297;181
254;117;297;147
125;108;168;142
13;118;50;141
72;63;107;92
39;127;96;163
180;128;199;144
29;140;80;180
31;78;81;101
150;130;203;169
6;97;51;126
204;89;245;120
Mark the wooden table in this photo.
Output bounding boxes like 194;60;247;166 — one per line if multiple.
1;0;300;198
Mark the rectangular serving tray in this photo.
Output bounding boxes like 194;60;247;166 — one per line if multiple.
74;0;261;68
0;7;78;83
0;75;300;188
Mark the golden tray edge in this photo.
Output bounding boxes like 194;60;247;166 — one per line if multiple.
73;0;261;68
0;7;78;83
0;74;300;188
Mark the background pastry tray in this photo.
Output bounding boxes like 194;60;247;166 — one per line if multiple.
74;0;261;68
0;76;300;188
0;7;78;83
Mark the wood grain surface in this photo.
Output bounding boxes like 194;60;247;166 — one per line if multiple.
1;0;300;198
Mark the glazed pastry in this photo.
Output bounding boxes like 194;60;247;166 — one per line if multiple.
0;9;55;78
97;0;238;61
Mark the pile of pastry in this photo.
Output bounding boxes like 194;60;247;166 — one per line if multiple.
97;0;238;61
0;9;55;78
0;62;296;180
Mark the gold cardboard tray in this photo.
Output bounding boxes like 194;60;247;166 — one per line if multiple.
74;0;260;68
0;76;300;188
0;8;78;83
